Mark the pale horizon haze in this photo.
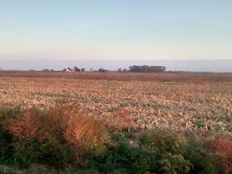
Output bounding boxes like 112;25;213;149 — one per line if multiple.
0;0;232;71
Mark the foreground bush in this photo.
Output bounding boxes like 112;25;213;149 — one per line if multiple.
88;131;191;174
205;136;232;174
0;106;231;173
0;105;108;169
88;130;232;174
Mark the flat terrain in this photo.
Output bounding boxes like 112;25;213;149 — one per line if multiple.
0;71;232;135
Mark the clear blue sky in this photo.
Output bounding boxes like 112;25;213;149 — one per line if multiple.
1;0;232;60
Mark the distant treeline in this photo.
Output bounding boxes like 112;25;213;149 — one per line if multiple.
128;65;166;72
42;65;166;73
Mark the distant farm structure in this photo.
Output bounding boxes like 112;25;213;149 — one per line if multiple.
129;65;166;72
62;67;85;72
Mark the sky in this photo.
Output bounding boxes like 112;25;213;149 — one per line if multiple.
0;0;232;71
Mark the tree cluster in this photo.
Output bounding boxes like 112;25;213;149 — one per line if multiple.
128;65;166;72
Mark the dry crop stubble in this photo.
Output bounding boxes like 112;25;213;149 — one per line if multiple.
0;72;232;136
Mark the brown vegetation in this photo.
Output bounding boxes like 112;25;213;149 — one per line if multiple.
1;72;232;136
7;111;41;141
104;108;135;131
0;71;232;82
6;105;108;151
206;136;232;174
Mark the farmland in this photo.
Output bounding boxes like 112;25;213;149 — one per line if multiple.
0;71;232;174
0;71;232;136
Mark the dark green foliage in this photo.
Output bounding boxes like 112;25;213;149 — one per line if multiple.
0;131;15;165
88;133;136;173
0;107;22;166
35;142;76;168
191;120;205;129
88;131;192;174
11;140;76;169
183;137;221;174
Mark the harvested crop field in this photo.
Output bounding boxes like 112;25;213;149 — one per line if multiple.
0;72;232;136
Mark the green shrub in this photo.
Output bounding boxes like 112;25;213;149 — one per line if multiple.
136;130;191;174
158;153;191;174
88;133;135;173
183;137;221;174
140;130;186;154
191;120;205;129
88;130;192;174
11;140;76;169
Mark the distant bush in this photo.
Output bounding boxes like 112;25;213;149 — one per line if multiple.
74;66;81;72
98;68;108;72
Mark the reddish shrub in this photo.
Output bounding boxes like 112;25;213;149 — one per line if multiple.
65;113;108;149
105;108;135;131
206;136;232;174
7;111;43;141
6;105;108;151
215;137;232;174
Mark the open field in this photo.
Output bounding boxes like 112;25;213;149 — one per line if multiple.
1;71;232;82
1;71;232;173
1;71;232;136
